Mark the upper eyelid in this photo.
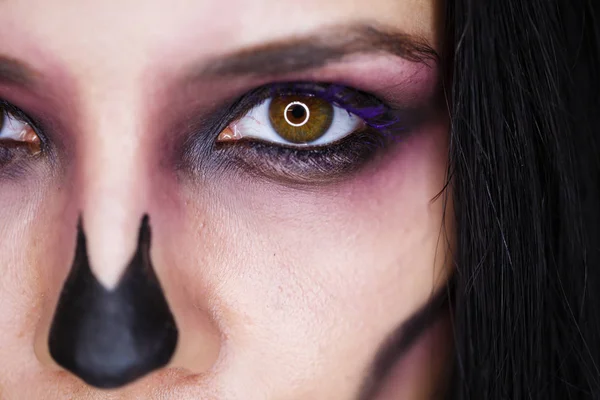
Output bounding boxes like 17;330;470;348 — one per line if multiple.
227;82;390;125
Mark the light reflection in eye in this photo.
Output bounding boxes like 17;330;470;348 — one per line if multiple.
217;94;364;147
0;106;41;154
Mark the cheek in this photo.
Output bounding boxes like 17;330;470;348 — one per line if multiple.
0;162;80;375
0;182;43;341
161;116;451;397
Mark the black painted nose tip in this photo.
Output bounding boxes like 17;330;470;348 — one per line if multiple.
48;215;178;389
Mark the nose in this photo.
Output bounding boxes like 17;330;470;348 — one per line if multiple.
48;215;178;388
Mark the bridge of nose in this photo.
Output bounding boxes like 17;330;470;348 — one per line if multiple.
48;215;179;388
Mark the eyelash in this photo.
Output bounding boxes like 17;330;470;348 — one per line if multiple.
212;82;408;183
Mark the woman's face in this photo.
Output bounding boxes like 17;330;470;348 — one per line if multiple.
0;0;452;399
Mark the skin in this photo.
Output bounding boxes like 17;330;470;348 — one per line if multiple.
0;0;452;399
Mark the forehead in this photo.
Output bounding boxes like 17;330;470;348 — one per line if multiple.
0;0;439;78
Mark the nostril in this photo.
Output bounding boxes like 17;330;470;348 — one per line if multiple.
48;215;179;389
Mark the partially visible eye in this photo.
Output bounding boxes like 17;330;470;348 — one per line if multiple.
0;103;41;155
217;93;364;147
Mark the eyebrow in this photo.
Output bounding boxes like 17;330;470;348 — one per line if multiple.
0;55;38;87
356;285;450;400
195;25;439;78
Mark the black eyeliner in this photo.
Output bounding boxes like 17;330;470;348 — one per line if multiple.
183;82;411;184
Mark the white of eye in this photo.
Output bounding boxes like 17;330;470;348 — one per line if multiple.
0;110;31;142
225;98;364;147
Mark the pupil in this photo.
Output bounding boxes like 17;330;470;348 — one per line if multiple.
289;105;306;120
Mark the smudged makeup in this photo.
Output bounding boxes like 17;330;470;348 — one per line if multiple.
0;26;442;192
211;82;413;184
0;73;436;187
175;72;440;188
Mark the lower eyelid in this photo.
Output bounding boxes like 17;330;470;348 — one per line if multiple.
215;129;390;184
0;145;44;181
0;146;14;165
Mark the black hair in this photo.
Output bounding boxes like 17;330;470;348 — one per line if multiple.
446;0;600;398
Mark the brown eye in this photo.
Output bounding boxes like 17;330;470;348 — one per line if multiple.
268;95;333;144
217;90;364;147
0;105;41;155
